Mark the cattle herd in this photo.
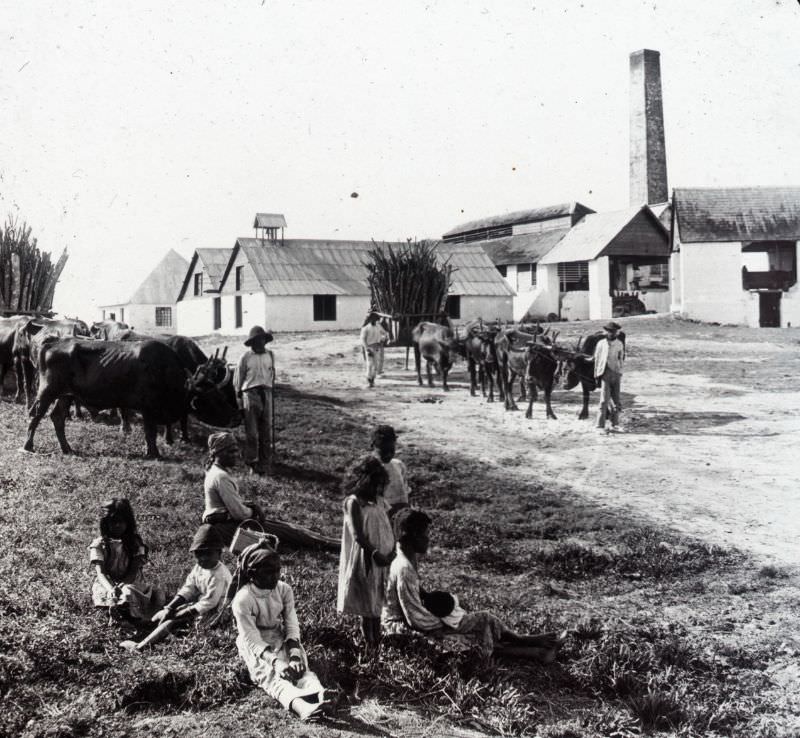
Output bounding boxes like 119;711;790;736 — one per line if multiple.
0;316;238;458
411;318;618;420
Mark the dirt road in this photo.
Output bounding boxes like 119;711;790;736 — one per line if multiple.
213;315;800;566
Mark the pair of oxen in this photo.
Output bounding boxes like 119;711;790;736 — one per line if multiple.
411;319;612;420
0;316;238;458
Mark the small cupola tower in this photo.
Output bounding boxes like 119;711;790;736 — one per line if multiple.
253;213;287;244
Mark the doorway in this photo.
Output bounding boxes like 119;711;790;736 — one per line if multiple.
759;292;781;327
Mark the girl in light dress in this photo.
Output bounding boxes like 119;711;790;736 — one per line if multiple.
337;455;396;661
89;498;159;622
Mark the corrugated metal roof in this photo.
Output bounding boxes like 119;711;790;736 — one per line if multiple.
443;202;595;239
196;248;234;289
674;187;800;242
539;207;645;264
253;213;287;228
127;249;189;304
233;239;514;297
473;228;571;266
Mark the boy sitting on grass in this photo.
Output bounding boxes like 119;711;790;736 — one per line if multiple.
120;524;232;651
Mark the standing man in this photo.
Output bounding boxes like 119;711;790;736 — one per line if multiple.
360;311;389;387
235;326;275;475
593;321;625;433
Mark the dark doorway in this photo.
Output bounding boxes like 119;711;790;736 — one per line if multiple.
759;292;781;327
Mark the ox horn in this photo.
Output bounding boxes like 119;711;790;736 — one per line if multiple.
215;362;232;389
575;334;584;352
221;346;228;360
214;347;219;359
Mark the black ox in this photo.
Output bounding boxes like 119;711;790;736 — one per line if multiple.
24;337;238;458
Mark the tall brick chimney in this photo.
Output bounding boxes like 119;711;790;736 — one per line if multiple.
629;49;668;205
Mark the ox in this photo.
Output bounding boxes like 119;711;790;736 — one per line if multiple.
14;318;92;407
494;326;556;412
457;321;503;402
117;330;228;442
555;331;626;419
0;315;29;400
411;320;458;391
90;320;130;340
24;338;237;458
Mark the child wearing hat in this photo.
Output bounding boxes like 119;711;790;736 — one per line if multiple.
234;325;275;475
120;524;232;651
371;424;411;518
593;321;626;432
360;312;389;387
232;542;334;722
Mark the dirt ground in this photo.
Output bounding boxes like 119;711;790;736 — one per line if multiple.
211;314;800;567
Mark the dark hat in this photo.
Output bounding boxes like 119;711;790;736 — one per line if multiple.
603;321;621;332
244;325;274;346
190;523;224;552
371;424;398;445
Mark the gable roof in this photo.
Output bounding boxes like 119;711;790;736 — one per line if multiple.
443;202;595;240
222;239;514;298
539;206;669;264
474;227;571;266
253;213;287;229
176;248;234;301
127;249;189;304
673;187;800;243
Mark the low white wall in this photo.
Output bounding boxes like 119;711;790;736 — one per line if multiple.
560;291;590;320
588;257;612;320
639;290;671;314
457;295;513;324
218;292;268;335
177;297;216;336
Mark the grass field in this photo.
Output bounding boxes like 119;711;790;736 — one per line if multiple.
1;318;799;737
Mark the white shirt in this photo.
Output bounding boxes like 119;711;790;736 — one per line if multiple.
381;458;410;507
176;561;232;615
361;323;388;347
232;581;300;660
235;349;275;393
594;336;625;377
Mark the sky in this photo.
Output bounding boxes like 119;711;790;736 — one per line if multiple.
1;0;799;318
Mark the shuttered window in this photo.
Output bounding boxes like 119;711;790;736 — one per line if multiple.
193;273;203;296
235;266;244;291
558;262;589;292
445;295;461;319
213;298;221;330
235;296;243;328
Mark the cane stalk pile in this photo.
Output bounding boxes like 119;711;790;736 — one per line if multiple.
0;216;67;313
365;239;454;317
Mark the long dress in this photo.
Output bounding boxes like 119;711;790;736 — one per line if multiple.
232;581;325;710
336;495;394;617
88;536;156;620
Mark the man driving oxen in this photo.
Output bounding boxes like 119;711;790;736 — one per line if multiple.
593;321;626;433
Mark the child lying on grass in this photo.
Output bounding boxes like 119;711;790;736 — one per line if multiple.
120;524;231;651
382;508;566;660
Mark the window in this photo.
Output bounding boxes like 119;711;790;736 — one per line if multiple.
108;312;116;321
445;295;461;319
193;272;204;297
557;262;589;292
530;264;537;287
155;307;172;328
235;265;244;291
235;296;243;328
313;295;337;321
120;307;125;323
517;263;534;291
213;297;221;330
496;265;507;278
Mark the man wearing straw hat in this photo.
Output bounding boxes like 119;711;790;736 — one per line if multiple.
360;311;389;387
593;321;626;433
235;326;275;474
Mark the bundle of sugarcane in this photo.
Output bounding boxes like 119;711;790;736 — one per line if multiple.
0;217;67;313
365;239;454;318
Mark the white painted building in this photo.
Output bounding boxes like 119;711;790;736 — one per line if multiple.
670;187;800;328
175;227;513;336
98;249;188;334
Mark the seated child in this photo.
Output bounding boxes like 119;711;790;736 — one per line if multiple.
89;498;159;622
120;524;231;651
232;541;334;722
371;424;410;517
382;508;565;660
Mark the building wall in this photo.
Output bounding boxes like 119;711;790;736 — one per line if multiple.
678;241;749;324
264;294;369;332
561;291;590;320
124;303;179;335
589;257;613;320
456;295;513;324
639;290;671;313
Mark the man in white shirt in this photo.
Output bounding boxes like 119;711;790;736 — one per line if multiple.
360;312;389;387
593;321;626;432
235;326;275;474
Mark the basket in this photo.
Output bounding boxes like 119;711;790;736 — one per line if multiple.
230;520;280;555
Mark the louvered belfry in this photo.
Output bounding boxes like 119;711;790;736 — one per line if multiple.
0;217;67;314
